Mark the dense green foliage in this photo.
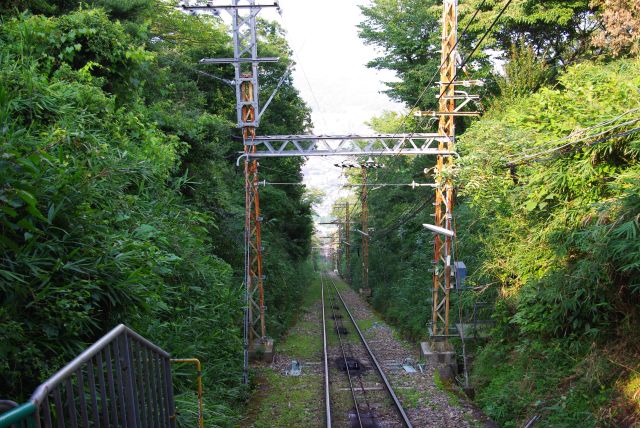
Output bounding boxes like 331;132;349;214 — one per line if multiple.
0;2;313;425
463;0;598;66
456;59;640;427
358;0;441;107
349;0;640;426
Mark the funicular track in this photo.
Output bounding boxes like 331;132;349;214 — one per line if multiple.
320;272;412;428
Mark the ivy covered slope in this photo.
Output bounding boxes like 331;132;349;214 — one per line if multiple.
456;59;640;427
0;2;312;426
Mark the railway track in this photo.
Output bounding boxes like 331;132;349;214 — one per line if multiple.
321;272;412;428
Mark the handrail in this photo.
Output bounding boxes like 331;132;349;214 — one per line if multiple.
1;324;177;428
30;324;169;406
0;402;36;428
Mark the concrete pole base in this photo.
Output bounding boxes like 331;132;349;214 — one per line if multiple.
420;341;455;365
359;288;372;297
249;338;274;363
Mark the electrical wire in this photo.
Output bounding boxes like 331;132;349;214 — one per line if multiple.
263;181;435;187
451;215;470;389
362;0;514;254
507;126;640;167
511;108;640;157
277;8;330;132
506;111;640;165
369;197;434;243
380;0;490;161
398;0;489;131
435;0;513;106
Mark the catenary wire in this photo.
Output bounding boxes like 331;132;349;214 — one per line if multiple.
435;0;514;106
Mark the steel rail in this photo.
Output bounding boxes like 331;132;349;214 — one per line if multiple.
323;273;364;427
327;275;413;428
320;275;332;428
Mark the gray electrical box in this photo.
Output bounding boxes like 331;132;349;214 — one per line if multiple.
454;261;467;290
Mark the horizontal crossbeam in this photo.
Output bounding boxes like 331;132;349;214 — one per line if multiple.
236;134;457;162
181;3;280;9
199;57;279;64
414;111;480;117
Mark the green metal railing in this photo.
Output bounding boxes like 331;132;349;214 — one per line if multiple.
0;402;37;428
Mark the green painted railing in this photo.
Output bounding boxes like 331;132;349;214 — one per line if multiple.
0;402;37;428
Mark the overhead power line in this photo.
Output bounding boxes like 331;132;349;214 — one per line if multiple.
404;0;489;122
508;108;640;158
263;181;435;187
436;0;514;105
379;0;489;161
507;125;640;167
370;196;435;243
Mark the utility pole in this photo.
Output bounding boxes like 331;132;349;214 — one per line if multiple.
336;159;383;292
412;0;480;347
321;204;353;281
337;222;343;277
361;167;369;291
344;202;351;283
431;0;457;343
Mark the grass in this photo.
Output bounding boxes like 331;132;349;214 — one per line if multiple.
242;273;325;427
396;387;423;409
303;277;323;308
623;372;640;405
278;331;321;359
246;368;323;428
434;369;461;408
356;318;375;331
278;278;323;359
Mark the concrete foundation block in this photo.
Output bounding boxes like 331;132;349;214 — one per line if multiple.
249;338;274;363
420;341;455;366
359;288;372;297
438;364;456;382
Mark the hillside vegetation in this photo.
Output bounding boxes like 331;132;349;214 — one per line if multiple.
343;0;640;426
0;1;313;425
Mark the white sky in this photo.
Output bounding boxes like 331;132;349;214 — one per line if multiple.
263;1;404;225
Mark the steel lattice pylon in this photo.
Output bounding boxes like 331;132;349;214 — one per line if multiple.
181;0;279;383
231;1;270;379
242;116;266;346
431;0;458;340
